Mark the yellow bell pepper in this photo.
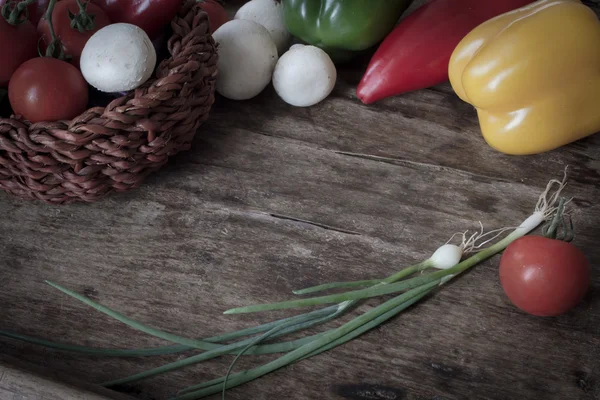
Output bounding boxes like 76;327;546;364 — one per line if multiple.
448;0;600;155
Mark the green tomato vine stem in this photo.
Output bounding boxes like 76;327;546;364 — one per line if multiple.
1;0;35;25
542;198;573;242
69;0;95;32
42;0;68;60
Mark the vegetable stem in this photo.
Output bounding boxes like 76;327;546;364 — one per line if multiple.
69;0;96;33
0;303;342;358
542;198;573;241
543;198;564;239
178;287;433;396
223;213;544;315
44;281;339;351
42;0;69;60
292;278;383;295
100;302;354;387
1;0;36;25
0;331;191;357
293;260;432;295
381;260;432;283
176;205;552;397
174;281;440;399
224;275;437;314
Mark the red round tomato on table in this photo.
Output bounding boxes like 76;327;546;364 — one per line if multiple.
0;0;49;25
92;0;181;40
0;7;38;86
8;57;89;123
198;0;229;34
499;236;590;317
38;0;111;68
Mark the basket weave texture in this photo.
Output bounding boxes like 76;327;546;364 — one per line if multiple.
0;0;218;204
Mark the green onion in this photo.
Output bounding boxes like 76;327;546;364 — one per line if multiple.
177;285;433;397
223;211;550;316
0;301;347;358
1;172;567;400
188;179;569;397
292;260;431;295
178;220;545;398
44;281;342;351
101;301;353;387
224;272;442;314
174;281;440;399
0;331;190;357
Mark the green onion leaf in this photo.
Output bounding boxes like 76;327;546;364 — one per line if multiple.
101;302;352;387
292;261;432;295
224;269;445;315
175;281;439;399
44;281;340;350
0;331;190;357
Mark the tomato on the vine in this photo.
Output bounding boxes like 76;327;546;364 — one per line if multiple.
92;0;181;40
0;0;49;25
38;0;111;68
198;0;229;34
8;57;89;123
0;4;38;86
499;236;590;317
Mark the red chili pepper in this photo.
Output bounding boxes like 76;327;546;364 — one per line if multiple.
356;0;535;104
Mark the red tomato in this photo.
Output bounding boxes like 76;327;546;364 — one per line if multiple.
499;236;590;317
92;0;180;40
198;0;229;34
0;0;49;25
8;57;89;123
38;0;111;68
0;12;38;86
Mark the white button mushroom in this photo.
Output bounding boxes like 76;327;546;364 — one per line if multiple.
234;0;291;55
80;23;157;93
272;44;337;107
213;19;278;101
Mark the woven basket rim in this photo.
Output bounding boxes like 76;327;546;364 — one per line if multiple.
0;0;210;130
0;0;218;204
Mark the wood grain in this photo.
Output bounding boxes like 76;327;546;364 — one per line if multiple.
1;1;599;399
0;354;135;400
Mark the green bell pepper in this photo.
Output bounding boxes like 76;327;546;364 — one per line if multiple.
282;0;414;63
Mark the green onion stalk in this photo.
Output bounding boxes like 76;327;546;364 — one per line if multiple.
224;172;570;315
0;249;437;384
0;171;570;400
0;290;343;357
176;172;570;398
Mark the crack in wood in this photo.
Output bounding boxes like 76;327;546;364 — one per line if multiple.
334;150;512;183
269;213;361;235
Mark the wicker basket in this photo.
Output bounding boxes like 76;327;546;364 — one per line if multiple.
0;0;218;204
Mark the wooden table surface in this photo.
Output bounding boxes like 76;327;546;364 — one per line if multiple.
1;1;600;399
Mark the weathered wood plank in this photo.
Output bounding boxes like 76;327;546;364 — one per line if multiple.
0;354;135;400
1;0;599;399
